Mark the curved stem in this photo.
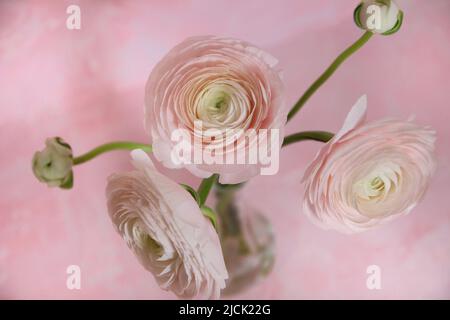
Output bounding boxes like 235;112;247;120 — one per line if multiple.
197;174;218;206
282;131;334;147
287;31;373;122
73;141;152;165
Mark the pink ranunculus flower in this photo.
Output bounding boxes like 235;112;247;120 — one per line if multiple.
145;36;286;184
106;149;228;299
302;96;436;234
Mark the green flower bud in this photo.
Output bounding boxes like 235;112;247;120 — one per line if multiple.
32;137;74;189
354;0;403;35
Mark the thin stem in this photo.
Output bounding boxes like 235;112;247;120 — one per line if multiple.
287;31;373;122
73;141;152;165
282;131;334;147
197;174;218;206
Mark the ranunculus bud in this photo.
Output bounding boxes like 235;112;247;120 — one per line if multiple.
354;0;403;35
32;137;74;188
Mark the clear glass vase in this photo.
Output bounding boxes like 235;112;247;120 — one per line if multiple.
214;184;275;296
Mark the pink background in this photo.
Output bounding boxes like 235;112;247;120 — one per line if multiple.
1;0;449;299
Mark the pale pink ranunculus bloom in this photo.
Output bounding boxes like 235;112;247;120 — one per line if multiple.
302;96;436;234
106;149;228;299
145;36;286;184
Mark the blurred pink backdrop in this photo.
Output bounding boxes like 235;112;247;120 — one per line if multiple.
1;0;449;299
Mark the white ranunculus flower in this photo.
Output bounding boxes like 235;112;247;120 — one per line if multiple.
302;96;436;233
106;149;228;299
145;36;286;184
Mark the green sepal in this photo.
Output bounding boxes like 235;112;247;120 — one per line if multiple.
54;136;72;151
180;183;201;205
353;2;364;30
201;205;218;231
382;10;403;36
60;171;74;189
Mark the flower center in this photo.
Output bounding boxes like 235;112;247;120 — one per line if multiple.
353;163;401;202
210;91;230;113
134;223;163;256
197;86;231;123
194;81;249;130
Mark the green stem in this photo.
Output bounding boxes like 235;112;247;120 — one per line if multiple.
287;31;373;122
197;174;218;205
282;131;334;147
73;141;152;165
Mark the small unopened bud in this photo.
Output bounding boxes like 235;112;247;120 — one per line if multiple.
354;0;403;35
32;137;74;189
